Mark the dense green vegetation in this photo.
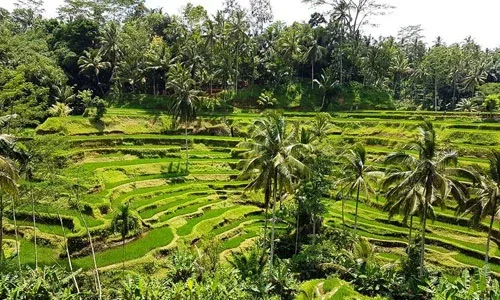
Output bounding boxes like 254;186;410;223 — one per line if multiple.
2;0;500;299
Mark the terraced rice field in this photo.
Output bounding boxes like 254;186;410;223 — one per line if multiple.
4;109;500;275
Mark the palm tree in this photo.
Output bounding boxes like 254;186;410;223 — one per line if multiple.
0;155;18;266
48;102;72;117
229;10;248;94
383;121;468;277
331;0;351;84
78;49;111;96
383;162;425;249
166;63;202;172
462;58;489;96
458;150;500;264
240;112;307;272
455;98;480;112
100;22;122;70
304;36;326;89
228;246;267;281
311;112;333;142
314;70;338;111
337;143;382;234
113;203;139;274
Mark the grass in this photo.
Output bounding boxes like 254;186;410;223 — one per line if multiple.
72;226;174;269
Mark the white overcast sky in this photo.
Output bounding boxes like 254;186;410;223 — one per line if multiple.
2;0;500;49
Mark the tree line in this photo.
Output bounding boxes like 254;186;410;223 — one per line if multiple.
2;0;500;128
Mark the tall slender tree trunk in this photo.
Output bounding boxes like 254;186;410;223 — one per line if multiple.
269;170;278;273
263;183;270;247
31;187;37;269
235;46;239;95
11;196;21;272
354;184;361;234
408;215;413;248
295;203;300;254
0;194;3;265
185;118;189;173
311;62;314;90
341;197;345;230
420;183;431;277
58;208;80;294
485;196;498;264
339;31;343;85
434;77;438;112
122;234;125;275
77;194;102;299
96;74;105;97
312;214;317;246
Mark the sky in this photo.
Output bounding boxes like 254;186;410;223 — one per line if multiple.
2;0;500;49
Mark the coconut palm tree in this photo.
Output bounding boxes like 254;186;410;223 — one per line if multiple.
304;37;326;89
78;49;111;96
455;98;480;112
100;21;122;70
458;150;500;264
331;0;351;84
311;112;333;142
48;102;72;117
461;58;489;97
229;10;249;94
314;69;339;111
166;63;202;172
337;143;382;234
239;112;308;272
383;121;468;277
113;203;139;274
0;155;18;266
383;161;425;249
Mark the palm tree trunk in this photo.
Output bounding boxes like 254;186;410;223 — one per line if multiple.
408;215;413;248
96;74;105;97
354;184;361;234
0;194;3;265
185;119;189;173
434;77;438;112
263;183;270;247
321;94;327;112
77;196;102;299
295;204;300;254
420;184;431;277
31;187;37;269
312;214;316;246
339;32;343;85
235;46;239;95
341;197;345;230
58;208;80;294
11;196;21;272
485;196;498;264
311;62;314;90
269;170;278;273
122;234;125;275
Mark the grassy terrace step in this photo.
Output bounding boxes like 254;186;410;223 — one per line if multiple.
80;157;240;172
109;181;247;208
4;236;61;267
326;202;500;266
141;195;220;220
72;226;174;269
176;206;240;237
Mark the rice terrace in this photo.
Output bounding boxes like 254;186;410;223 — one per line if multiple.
2;0;500;299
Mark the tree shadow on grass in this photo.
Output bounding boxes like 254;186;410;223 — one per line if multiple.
89;118;105;134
